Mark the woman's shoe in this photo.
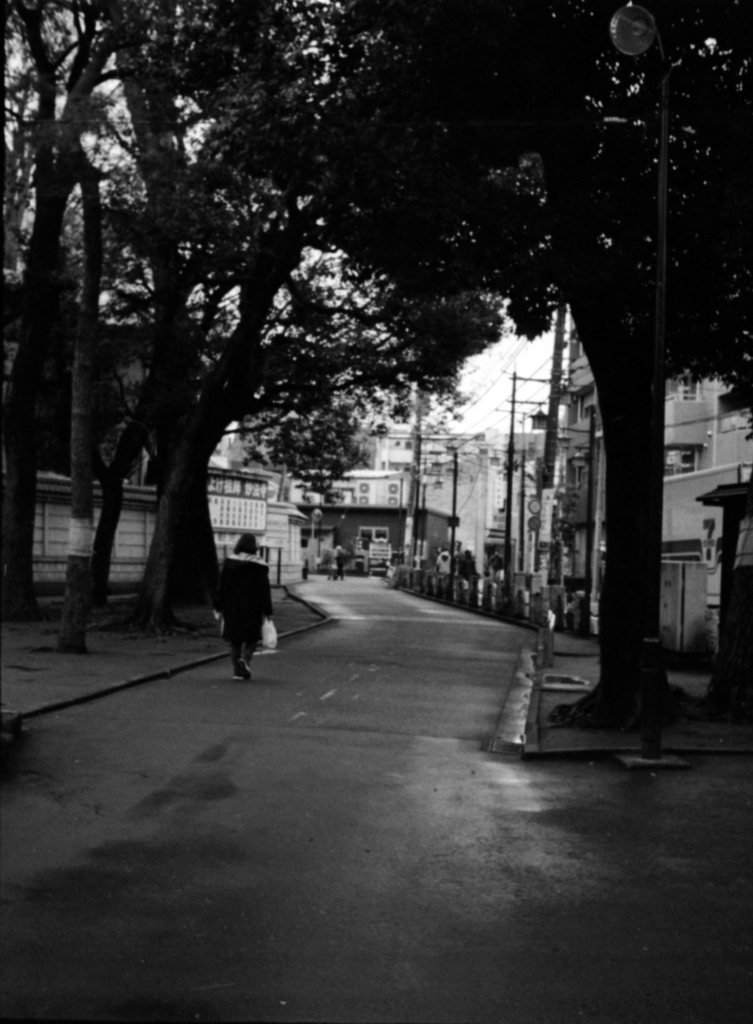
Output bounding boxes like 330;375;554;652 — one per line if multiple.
234;659;251;680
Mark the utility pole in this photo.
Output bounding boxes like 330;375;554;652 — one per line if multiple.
543;308;567;490
503;372;517;603
411;429;423;568
449;449;459;596
538;308;567;581
406;388;423;564
581;406;597;637
518;445;526;572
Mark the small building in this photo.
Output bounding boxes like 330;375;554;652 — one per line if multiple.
299;503;451;574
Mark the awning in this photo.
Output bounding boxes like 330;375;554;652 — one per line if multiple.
696;483;749;506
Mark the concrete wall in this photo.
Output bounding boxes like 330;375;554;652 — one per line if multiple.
32;473;157;593
30;475;305;593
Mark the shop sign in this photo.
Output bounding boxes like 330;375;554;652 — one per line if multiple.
208;473;268;533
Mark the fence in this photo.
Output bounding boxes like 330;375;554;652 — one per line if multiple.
393;565;591;635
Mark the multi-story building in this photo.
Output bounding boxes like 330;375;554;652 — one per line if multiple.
558;339;752;612
662;376;752;609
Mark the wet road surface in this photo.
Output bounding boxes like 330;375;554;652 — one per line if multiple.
2;579;751;1022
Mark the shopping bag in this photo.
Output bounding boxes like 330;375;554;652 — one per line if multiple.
261;617;277;650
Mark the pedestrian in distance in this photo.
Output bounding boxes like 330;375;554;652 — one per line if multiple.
435;547;451;575
489;551;504;581
457;549;476;593
459;549;477;579
335;545;347;580
213;533;274;680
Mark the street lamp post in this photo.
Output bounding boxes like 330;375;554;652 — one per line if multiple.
610;5;670;760
503;372;517;608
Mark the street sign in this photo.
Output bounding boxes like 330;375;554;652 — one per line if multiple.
528;498;542;514
528;516;541;532
539;489;556;544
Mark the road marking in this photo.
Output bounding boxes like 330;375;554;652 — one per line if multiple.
320;689;337;701
290;712;307;721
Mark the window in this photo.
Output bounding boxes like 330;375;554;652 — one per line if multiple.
664;447;698;476
719;393;749;433
358;527;389;542
667;376;701;401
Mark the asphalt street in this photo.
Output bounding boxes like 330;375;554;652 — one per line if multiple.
1;578;751;1023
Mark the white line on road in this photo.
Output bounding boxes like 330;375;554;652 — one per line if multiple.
289;712;307;721
319;689;337;701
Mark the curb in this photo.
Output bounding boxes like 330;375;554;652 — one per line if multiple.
397;586;540;632
487;648;537;754
5;595;334;733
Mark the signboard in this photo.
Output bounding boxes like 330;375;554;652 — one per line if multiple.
528;516;541;532
528;498;542;515
538;489;556;544
208;473;268;534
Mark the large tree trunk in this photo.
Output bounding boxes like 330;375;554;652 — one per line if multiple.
91;421;152;606
58;158;102;652
566;295;661;726
2;6;118;621
708;472;753;718
130;413;224;632
2;176;75;620
130;235;305;630
169;469;220;605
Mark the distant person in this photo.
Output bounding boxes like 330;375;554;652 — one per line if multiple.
459;550;477;580
213;533;273;681
335;545;347;580
435;548;451;575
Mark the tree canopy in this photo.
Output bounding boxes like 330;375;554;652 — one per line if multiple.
5;1;751;702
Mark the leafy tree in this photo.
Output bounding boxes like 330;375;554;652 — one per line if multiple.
105;1;507;630
335;0;753;723
244;401;369;499
58;156;103;652
2;0;123;620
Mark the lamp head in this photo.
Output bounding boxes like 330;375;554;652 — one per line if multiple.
610;5;657;55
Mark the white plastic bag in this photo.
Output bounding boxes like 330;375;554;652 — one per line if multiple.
261;617;277;650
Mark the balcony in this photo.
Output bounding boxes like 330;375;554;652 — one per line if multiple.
664;395;711;447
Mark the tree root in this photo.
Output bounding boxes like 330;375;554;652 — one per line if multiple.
548;687;629;729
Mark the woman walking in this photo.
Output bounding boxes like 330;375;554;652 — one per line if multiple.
214;533;274;680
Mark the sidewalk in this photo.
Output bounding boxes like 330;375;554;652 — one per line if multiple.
503;630;753;759
1;586;328;735
389;586;753;761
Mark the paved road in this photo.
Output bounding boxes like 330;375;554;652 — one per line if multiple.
2;579;751;1023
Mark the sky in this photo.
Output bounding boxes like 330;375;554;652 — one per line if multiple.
450;324;559;440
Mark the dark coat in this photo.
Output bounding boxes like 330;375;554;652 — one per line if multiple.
214;556;273;645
